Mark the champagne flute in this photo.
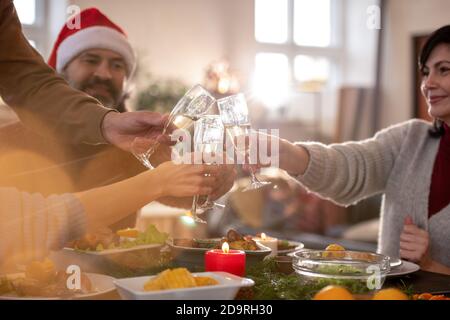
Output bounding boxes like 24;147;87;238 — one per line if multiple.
132;84;216;169
196;115;226;205
189;115;225;224
217;93;269;190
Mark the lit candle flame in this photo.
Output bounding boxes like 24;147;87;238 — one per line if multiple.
222;242;229;254
218;78;230;94
261;233;267;240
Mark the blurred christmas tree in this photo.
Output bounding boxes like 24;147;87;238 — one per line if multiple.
134;74;188;113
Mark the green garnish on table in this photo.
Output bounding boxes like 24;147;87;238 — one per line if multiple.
239;258;317;300
240;258;368;300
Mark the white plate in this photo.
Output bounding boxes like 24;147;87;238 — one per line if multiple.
387;260;420;277
0;273;116;300
50;244;164;274
64;243;163;256
277;240;305;255
114;271;254;300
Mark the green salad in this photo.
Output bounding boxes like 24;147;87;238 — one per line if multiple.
117;225;169;249
74;224;169;252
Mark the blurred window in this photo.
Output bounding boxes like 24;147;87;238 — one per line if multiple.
254;0;342;107
15;0;36;25
255;0;288;44
254;53;289;107
15;0;48;56
293;0;331;47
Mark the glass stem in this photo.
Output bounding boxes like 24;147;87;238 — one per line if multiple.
191;195;198;215
249;165;261;184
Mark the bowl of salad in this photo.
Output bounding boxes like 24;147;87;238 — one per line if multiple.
51;225;172;278
291;247;390;295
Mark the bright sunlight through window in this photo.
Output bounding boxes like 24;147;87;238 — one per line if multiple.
255;0;288;44
294;55;330;83
294;0;331;47
15;0;36;25
253;53;289;108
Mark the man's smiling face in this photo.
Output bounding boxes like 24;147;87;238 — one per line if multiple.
63;48;128;109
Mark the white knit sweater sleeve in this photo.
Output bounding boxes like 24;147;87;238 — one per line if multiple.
0;187;86;265
294;121;410;206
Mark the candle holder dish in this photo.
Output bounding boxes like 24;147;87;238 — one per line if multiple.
167;238;271;271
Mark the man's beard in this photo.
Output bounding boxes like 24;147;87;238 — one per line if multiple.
64;75;125;111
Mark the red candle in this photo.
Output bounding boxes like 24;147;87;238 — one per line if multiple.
204;242;246;276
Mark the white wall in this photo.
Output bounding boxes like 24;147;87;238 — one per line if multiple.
342;0;378;87
380;0;450;129
68;0;227;85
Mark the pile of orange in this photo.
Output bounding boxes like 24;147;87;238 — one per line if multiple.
412;293;450;300
312;285;355;300
312;286;410;300
372;288;409;300
313;244;450;300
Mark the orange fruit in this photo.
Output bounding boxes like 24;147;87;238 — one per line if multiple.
417;293;433;300
325;244;346;251
429;295;446;300
372;288;409;300
116;228;139;238
323;244;346;258
313;285;354;300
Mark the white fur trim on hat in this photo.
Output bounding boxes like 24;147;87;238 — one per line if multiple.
56;26;135;76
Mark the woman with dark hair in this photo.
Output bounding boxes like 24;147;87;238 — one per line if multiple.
257;25;450;274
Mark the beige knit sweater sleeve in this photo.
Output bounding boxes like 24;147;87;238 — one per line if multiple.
295;122;410;206
0;188;86;266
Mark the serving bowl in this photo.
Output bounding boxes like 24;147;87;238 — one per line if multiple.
168;239;271;271
276;240;305;256
114;271;254;300
292;250;391;294
50;244;168;278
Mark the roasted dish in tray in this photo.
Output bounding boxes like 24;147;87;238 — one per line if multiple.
0;258;93;298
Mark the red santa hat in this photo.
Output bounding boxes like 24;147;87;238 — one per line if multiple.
48;8;136;76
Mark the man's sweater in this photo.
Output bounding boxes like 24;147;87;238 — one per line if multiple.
0;0;111;144
296;119;450;266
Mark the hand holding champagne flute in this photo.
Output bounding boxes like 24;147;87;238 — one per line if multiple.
217;93;269;190
132;84;215;169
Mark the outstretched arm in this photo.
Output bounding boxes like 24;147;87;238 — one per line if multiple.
0;1;168;152
278;123;408;206
0;162;219;265
0;0;112;145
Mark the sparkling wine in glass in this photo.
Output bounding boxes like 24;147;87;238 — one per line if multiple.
132;84;215;169
217;93;269;190
190;115;225;224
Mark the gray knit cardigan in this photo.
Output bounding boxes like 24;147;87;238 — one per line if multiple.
296;119;450;267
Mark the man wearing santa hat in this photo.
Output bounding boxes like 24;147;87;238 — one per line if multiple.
0;7;235;229
48;7;135;113
0;8;147;230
